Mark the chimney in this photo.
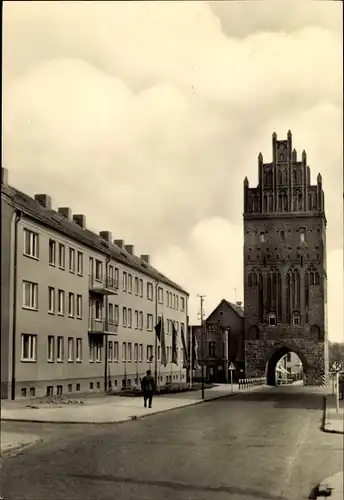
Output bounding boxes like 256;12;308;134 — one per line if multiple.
34;194;52;209
58;207;72;220
125;244;134;255
99;231;112;244
236;301;243;308
114;239;124;249
140;254;150;265
1;168;8;185
73;214;86;229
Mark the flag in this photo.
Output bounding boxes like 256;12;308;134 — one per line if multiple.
181;323;188;369
160;315;167;367
192;327;200;370
154;317;162;342
172;322;178;365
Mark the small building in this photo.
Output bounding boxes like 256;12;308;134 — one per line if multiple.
190;299;245;383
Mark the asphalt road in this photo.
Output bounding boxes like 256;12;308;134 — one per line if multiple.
1;386;343;500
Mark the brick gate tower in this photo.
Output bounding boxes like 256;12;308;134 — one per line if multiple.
243;131;328;386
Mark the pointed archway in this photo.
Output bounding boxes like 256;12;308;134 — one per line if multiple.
265;344;308;386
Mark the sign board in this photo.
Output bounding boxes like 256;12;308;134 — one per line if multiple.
331;361;343;372
228;362;236;371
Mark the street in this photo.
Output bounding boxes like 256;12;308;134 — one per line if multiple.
1;386;343;500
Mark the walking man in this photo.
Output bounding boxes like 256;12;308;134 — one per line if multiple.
141;370;155;408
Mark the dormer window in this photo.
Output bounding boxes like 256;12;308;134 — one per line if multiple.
268;313;276;327
292;312;300;326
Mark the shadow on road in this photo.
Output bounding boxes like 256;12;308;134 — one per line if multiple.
67;472;288;500
218;387;326;410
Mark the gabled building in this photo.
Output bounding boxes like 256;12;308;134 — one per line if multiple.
191;299;245;383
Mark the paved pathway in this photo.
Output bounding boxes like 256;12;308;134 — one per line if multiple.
1;383;265;424
0;432;41;456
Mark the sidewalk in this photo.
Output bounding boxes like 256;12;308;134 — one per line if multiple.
323;394;344;434
0;383;265;424
0;432;41;456
317;472;343;500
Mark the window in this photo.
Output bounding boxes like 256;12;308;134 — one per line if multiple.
68;384;72;392
48;287;55;313
95;260;102;280
123;271;127;291
128;308;132;328
22;281;38;309
268;313;276;327
69;248;75;272
114;305;119;325
147;314;153;331
135;277;139;295
76;383;80;392
139;311;143;330
76;338;82;361
108;341;113;361
58;243;65;269
89;338;95;362
147;345;153;362
57;385;63;396
108;303;114;324
134;343;138;362
95;300;102;320
280;230;285;240
77;252;83;275
292;312;300;326
46;386;53;397
158;287;163;303
128;274;133;293
123;307;127;326
89;257;94;276
96;343;101;362
76;295;82;318
114;267;119;288
176;296;179;310
180;297;185;311
68;337;74;361
21;334;37;361
166;318;170;334
30;387;35;397
57;337;64;361
135;310;139;329
24;229;39;259
114;341;119;361
300;228;305;243
139;344;143;362
58;289;65;315
122;342;127;362
49;239;56;266
260;232;265;243
139;279;143;297
47;336;54;362
128;343;132;362
68;293;75;317
166;290;169;306
209;342;216;357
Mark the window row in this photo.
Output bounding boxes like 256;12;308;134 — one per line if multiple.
23;229;186;310
21;334;184;365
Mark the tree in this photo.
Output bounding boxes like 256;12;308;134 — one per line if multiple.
328;342;344;365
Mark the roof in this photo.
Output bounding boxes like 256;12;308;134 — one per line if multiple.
206;298;244;321
1;184;189;295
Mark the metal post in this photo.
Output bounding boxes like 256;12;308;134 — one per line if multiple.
189;324;193;390
336;371;339;414
230;369;233;393
154;281;159;389
198;294;205;400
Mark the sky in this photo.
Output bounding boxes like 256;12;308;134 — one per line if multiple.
3;1;343;342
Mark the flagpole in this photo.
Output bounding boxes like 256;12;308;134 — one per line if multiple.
189;324;192;390
154;281;159;389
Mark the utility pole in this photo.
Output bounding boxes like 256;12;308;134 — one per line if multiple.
198;294;206;400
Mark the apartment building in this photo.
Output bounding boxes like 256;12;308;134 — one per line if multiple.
1;168;189;399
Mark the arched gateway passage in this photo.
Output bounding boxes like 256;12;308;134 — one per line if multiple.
266;345;307;386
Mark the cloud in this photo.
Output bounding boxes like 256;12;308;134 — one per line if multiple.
3;1;343;341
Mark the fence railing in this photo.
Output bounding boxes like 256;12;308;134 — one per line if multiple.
238;377;265;390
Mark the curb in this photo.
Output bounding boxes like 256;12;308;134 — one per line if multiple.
1;437;42;457
0;387;263;425
320;395;344;435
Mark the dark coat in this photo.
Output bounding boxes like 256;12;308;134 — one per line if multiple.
141;375;155;393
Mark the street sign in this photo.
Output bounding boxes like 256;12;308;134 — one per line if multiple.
229;362;236;371
331;361;343;372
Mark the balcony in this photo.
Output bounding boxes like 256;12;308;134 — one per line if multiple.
88;318;118;335
89;274;118;296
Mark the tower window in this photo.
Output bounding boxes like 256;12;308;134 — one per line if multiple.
260;232;265;243
280;230;285;240
268;313;276;327
292;312;300;326
300;228;305;243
